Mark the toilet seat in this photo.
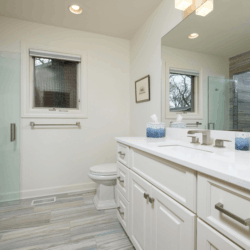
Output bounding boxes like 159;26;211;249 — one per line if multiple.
89;163;117;176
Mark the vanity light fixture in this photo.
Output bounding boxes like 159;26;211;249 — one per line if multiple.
188;33;199;39
69;5;83;14
196;0;213;17
175;0;193;11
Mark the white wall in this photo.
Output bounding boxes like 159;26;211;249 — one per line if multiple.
161;46;229;128
0;16;130;198
130;0;183;136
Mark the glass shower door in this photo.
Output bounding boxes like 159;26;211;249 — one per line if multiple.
0;51;21;204
208;77;235;131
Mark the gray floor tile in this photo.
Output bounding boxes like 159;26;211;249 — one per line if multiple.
95;230;135;250
0;189;134;250
0;211;51;233
0;206;34;219
0;222;71;250
34;196;84;213
51;204;102;223
46;238;97;250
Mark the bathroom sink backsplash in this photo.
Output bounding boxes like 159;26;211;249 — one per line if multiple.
165;128;236;149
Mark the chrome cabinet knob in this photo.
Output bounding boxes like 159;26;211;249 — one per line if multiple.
144;193;149;199
118;151;126;157
117;206;124;219
149;197;155;204
117;177;124;183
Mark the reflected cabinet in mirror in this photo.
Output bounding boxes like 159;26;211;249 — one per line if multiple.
161;0;250;132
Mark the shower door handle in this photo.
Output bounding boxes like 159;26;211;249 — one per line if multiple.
10;123;16;142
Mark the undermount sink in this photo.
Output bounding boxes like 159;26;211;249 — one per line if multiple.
158;145;213;153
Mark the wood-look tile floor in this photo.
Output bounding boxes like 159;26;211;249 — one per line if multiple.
0;190;135;250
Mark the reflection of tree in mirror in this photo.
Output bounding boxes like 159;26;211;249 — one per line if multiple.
169;73;194;112
35;57;52;66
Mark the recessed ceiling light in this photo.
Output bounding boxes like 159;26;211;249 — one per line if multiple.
69;5;82;14
188;33;199;39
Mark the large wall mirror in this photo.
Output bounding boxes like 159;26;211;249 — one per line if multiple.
161;0;250;132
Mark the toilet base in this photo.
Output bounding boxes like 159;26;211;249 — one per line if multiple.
93;184;117;210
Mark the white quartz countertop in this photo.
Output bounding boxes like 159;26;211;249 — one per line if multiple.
115;137;250;190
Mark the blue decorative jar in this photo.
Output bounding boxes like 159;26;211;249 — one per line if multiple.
235;132;249;151
146;122;165;138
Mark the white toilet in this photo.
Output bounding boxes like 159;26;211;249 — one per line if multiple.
88;163;117;210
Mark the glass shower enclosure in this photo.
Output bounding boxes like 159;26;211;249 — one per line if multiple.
208;77;235;131
208;75;250;132
0;51;21;205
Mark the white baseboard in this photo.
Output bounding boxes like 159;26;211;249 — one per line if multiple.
20;182;97;200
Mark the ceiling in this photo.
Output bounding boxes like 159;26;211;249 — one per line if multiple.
0;0;163;39
162;0;250;58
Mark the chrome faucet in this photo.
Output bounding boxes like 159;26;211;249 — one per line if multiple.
187;130;211;145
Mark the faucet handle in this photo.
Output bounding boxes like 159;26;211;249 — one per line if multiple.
188;136;199;144
214;139;232;148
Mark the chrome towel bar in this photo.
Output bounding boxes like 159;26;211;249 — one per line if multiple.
30;122;80;128
170;122;202;127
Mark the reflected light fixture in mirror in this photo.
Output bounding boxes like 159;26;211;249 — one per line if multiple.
196;0;213;17
188;33;199;39
69;5;83;14
175;0;193;11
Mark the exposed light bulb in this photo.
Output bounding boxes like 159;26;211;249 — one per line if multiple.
69;5;82;14
188;33;199;39
196;0;213;17
175;0;193;11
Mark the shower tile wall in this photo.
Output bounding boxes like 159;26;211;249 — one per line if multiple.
230;51;250;131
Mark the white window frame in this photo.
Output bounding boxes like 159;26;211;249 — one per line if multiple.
21;42;88;118
163;64;203;120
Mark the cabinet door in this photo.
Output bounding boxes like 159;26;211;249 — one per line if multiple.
197;219;243;250
151;185;196;250
130;171;151;250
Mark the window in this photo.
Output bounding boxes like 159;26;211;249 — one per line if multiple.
33;57;78;110
169;69;199;115
169;73;195;112
163;66;202;120
21;43;87;118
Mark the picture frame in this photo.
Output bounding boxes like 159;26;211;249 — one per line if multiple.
135;75;150;103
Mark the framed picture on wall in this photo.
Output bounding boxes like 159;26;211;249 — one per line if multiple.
135;75;150;103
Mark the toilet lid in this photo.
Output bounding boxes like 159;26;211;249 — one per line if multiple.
89;163;117;176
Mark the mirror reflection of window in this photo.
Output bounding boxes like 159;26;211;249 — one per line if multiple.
169;72;195;113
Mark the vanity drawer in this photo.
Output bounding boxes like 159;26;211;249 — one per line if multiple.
117;143;129;167
117;161;129;201
198;173;250;249
197;219;243;250
117;189;130;236
130;148;197;212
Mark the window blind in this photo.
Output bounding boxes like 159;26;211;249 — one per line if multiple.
170;68;199;76
29;49;81;62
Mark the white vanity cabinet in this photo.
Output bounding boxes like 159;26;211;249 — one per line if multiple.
116;143;131;236
129;170;151;249
129;170;196;250
116;141;250;250
197;219;243;250
151;185;196;250
198;173;250;249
